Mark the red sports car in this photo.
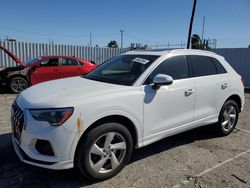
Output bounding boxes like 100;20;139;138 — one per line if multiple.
0;46;97;93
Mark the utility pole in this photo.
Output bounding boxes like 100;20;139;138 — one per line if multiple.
201;16;205;42
90;32;92;47
187;0;197;49
120;30;124;48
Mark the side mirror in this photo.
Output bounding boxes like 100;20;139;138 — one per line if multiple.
31;64;39;71
152;74;173;90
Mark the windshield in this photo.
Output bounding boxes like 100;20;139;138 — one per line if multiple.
25;57;42;65
85;54;159;86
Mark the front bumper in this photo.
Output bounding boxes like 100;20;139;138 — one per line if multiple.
0;76;7;88
12;138;73;169
11;101;78;170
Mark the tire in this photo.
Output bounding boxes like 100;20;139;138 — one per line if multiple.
9;77;29;93
216;100;239;136
75;123;133;181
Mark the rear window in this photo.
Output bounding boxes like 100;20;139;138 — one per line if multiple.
189;55;217;77
211;57;227;74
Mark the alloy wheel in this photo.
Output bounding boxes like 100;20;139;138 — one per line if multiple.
89;132;127;174
11;77;28;93
221;105;237;132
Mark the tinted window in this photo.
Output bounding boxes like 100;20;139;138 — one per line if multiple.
61;58;80;66
211;58;227;74
144;55;189;84
40;58;59;67
189;55;216;77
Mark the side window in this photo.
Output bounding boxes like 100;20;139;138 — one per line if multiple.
60;58;80;66
189;55;217;77
144;55;189;84
211;57;227;74
40;58;59;67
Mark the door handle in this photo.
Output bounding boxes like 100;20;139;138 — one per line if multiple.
221;83;228;90
185;89;194;97
52;68;58;71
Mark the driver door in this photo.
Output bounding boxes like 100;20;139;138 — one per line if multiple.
30;58;59;85
142;55;195;142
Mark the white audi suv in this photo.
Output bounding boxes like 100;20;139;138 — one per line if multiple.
11;49;244;180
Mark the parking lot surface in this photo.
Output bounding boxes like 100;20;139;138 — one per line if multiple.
0;93;250;188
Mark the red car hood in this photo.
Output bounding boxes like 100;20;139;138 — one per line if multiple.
0;46;25;66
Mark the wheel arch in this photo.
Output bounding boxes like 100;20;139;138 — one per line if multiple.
225;94;242;112
79;114;138;147
8;74;29;84
73;114;140;163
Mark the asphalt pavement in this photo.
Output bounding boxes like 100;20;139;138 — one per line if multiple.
0;93;249;188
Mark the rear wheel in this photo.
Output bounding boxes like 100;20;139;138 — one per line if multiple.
216;100;239;136
75;123;133;181
9;77;29;93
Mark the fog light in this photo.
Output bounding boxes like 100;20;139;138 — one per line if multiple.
35;139;55;156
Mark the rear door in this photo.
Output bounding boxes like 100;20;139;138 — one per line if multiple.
188;55;229;120
30;58;59;85
58;58;83;78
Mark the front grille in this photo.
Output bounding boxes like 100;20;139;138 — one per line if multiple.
12;101;24;144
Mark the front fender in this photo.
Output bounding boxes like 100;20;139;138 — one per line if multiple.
68;108;143;160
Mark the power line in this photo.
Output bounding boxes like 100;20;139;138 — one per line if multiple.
0;25;119;39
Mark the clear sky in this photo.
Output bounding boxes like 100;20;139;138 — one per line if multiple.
0;0;250;48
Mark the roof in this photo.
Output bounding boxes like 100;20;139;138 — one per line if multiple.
124;48;219;57
124;49;171;56
40;55;89;62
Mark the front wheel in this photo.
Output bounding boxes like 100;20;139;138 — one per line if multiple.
216;100;239;136
75;123;133;181
9;77;29;93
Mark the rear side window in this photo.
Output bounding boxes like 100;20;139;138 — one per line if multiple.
40;58;59;67
144;55;189;84
211;58;227;74
189;55;217;77
60;58;81;66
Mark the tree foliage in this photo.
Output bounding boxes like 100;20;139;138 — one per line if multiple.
191;34;203;49
107;40;118;48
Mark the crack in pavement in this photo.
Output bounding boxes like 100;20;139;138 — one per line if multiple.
172;148;250;188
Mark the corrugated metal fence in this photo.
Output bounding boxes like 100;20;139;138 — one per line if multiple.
1;42;249;87
211;48;250;88
0;41;130;67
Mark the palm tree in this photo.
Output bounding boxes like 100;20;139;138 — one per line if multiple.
191;34;202;49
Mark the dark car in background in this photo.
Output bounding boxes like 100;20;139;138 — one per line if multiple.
0;46;97;93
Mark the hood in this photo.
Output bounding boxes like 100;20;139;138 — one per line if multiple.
0;46;25;66
18;76;130;108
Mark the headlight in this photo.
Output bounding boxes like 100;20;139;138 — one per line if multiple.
30;107;74;126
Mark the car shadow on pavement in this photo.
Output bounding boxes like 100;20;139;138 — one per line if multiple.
0;89;11;94
130;124;221;163
0;125;222;187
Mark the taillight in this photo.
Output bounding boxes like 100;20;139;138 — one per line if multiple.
241;77;244;86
